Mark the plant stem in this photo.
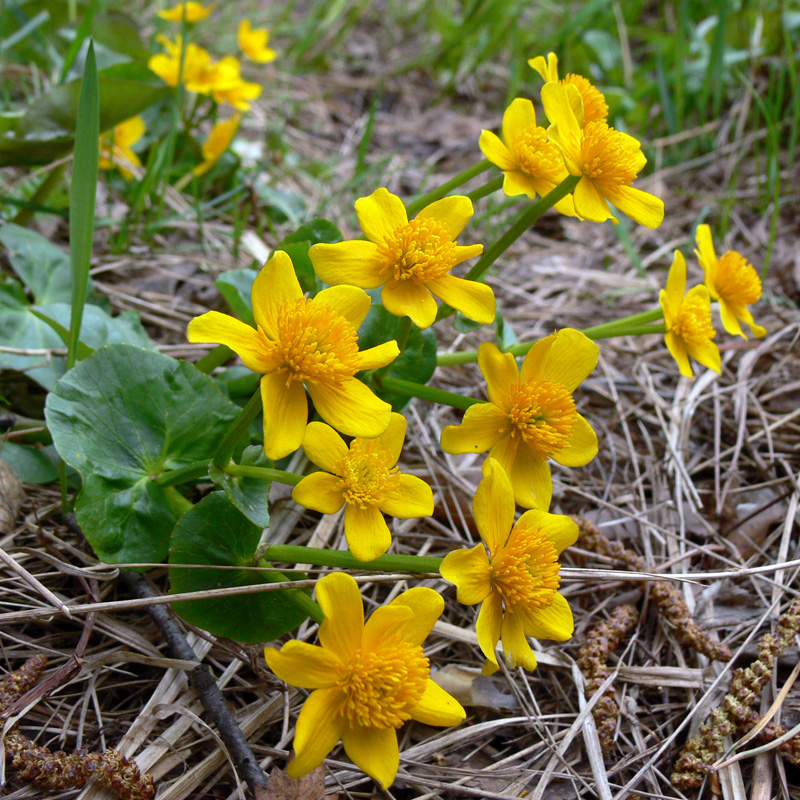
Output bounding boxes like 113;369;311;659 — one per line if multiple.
405;160;493;217
225;464;302;486
263;545;443;575
579;308;664;338
154;462;209;487
378;375;478;410
255;563;325;623
467;175;503;203
212;390;262;469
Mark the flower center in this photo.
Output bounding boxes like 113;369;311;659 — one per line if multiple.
506;380;577;459
672;295;716;347
490;523;561;613
715;251;762;306
336;443;401;509
335;635;429;729
376;218;456;286
579;121;641;187
562;74;609;124
264;298;361;386
512;127;566;182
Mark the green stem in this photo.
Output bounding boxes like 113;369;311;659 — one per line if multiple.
580;308;664;338
225;464;302;485
405;160;493;217
464;175;581;284
195;344;235;374
154;462;209;487
467;175;503;203
257;560;324;623
162;486;193;516
378;375;478;410
213;390;262;469
263;545;443;575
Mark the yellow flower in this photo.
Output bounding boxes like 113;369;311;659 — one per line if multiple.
157;1;212;22
292;414;434;561
99;116;145;180
440;330;598;509
187;251;399;460
264;572;465;788
207;55;262;110
148;35;216;92
310;188;494;329
540;82;664;228
193;114;241;176
237;19;276;63
659;251;720;378
478;98;575;215
529;52;609;125
440;458;577;675
694;224;765;339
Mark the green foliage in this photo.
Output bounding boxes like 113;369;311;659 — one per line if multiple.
209;445;271;528
45;344;240;564
169;492;310;642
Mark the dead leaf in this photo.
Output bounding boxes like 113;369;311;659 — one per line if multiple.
257;765;337;800
0;458;24;534
431;664;517;710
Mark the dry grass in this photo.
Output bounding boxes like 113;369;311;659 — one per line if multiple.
2;29;800;800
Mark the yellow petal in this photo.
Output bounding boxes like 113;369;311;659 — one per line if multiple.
416;194;474;239
540;82;581;159
478;341;518;408
500;611;538;670
665;250;687;307
519;592;574;641
440;402;507;454
381;280;438;329
309;241;384;289
528;52;558;82
694;224;717;281
355;187;407;244
573;175;615;223
301;421;349;472
439;544;491;605
312;284;371;330
343;504;391;562
362;605;415;650
502;97;537;145
410;680;466;726
359;412;406;465
307;379;392;439
251;250;303;339
476;592;503;673
316;572;363;659
287;687;343;779
387;586;445;644
507;445;552;509
519;328;598;392
604;184;664;229
719;298;746;338
357;340;400;371
263;641;340;688
473;457;515;553
665;330;693;377
515;510;578;555
380;474;433;518
341;725;399;790
502;170;538;198
187;311;270;372
688;337;721;374
553;413;597;467
260;372;307;460
426;274;495;325
479;130;517;171
292;472;345;514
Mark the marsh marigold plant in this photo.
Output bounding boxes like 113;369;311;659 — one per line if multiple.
660;251;720;378
441;330;598;509
99;116;144;180
187;251;399;460
292;414;434;561
694;224;765;339
309;188;495;329
264;572;465;788
440;458;577;674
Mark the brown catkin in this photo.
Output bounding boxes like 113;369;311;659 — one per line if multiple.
575;517;730;662
577;604;639;752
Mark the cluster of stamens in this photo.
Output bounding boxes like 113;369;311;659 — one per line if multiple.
580;121;641;187
672;295;716;346
265;298;360;385
562;74;609;124
335;636;429;729
505;380;577;458
336;444;400;509
490;524;560;612
715;251;762;305
512;127;565;181
377;218;456;285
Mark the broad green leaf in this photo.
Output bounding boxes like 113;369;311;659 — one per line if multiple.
453;311;483;333
46;345;240;563
169;493;309;642
215;268;258;326
0;442;59;484
278;218;342;295
0;223;74;302
209;445;271;528
357;304;437;411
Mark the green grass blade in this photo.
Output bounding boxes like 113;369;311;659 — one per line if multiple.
67;38;99;371
59;0;98;84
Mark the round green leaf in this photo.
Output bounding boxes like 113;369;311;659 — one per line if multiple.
169;493;309;642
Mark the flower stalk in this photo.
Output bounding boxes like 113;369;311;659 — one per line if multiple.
212;389;263;468
261;545;443;575
405;159;493;217
377;375;479;410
